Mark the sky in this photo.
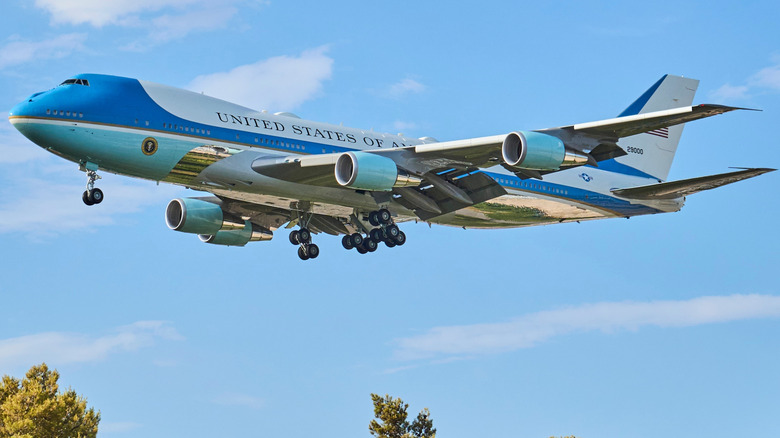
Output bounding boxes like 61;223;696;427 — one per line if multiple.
0;1;778;437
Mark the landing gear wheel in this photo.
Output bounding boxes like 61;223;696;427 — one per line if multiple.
356;245;368;254
82;190;95;206
298;228;311;244
307;244;320;259
298;246;310;260
341;235;354;250
378;209;392;225
384;239;396;248
386;224;400;239
394;231;406;246
289;230;301;245
369;228;383;242
363;238;378;252
369;211;380;227
350;233;363;247
88;188;103;204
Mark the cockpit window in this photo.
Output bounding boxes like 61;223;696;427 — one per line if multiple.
59;79;90;86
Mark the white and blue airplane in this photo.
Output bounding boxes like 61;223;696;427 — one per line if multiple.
8;74;774;259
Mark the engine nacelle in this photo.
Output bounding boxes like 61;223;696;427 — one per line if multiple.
199;222;273;246
335;151;420;191
165;198;245;235
501;131;565;170
502;131;589;171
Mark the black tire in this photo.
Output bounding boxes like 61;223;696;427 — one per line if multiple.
350;233;363;247
341;235;353;250
298;246;310;260
89;188;104;204
307;244;320;259
299;228;311;244
369;228;383;242
384;239;396;248
289;230;301;245
386;224;400;238
364;238;378;252
82;190;94;206
378;208;392;224
356;245;368;254
394;231;406;246
368;211;380;226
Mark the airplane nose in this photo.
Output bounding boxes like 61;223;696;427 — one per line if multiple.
9;100;30;118
9;90;50;120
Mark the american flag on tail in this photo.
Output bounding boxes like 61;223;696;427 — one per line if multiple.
646;127;669;138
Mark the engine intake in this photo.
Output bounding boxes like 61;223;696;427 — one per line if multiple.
502;131;589;170
335;152;420;191
165;198;245;235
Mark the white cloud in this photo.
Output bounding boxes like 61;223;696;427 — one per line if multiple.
394;294;780;361
148;7;238;43
392;120;417;132
119;6;240;50
384;78;426;98
0;321;183;369
186;46;334;111
213;392;265;410
34;0;198;27
710;58;780;101
710;83;750;102
750;63;780;90
34;0;254;49
0;165;185;238
99;421;142;434
0;122;52;163
0;33;87;69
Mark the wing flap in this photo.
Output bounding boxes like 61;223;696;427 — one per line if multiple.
611;168;775;200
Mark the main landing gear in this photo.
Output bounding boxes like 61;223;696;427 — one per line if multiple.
289;227;320;260
288;211;320;261
82;170;103;206
341;208;406;255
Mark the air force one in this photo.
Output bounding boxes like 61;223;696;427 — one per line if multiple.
8;74;775;259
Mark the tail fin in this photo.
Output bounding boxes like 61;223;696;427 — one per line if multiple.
614;75;699;181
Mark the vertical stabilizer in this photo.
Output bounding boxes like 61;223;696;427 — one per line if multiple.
614;75;699;181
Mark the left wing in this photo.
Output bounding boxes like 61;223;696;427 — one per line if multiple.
611;167;775;200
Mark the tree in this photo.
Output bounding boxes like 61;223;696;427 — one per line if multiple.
369;394;435;438
0;363;100;437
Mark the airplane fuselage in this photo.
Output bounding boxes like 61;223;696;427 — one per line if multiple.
10;74;671;233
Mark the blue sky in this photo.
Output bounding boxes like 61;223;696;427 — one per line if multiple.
1;1;778;437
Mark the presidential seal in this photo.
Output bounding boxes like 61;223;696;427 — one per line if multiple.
142;137;158;155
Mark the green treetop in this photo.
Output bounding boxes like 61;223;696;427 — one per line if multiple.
0;363;100;438
369;393;435;438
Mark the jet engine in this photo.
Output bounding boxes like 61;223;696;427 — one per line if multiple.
166;198;273;246
335;151;421;191
165;198;246;234
502;131;589;170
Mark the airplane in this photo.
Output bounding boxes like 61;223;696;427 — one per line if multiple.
8;74;775;260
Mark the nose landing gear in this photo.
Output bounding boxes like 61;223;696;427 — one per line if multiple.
82;170;103;206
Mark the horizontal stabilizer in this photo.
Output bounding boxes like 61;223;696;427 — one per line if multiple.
611;168;775;200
